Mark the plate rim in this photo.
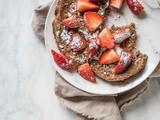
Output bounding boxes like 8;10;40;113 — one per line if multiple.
44;0;160;95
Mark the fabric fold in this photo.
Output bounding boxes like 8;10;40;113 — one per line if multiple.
55;73;122;120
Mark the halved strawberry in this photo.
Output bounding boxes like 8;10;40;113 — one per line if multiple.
62;16;79;28
69;33;87;51
89;0;100;3
97;28;115;48
87;39;99;59
51;50;74;70
127;0;144;15
77;63;96;83
77;0;100;12
100;49;120;64
84;12;104;32
110;0;124;9
115;51;132;74
113;27;132;44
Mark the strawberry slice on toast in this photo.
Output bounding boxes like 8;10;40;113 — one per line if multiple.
110;0;124;9
115;51;132;73
84;12;104;32
97;28;115;48
62;16;79;28
69;33;87;51
100;49;120;64
77;63;96;83
51;50;74;70
113;27;132;44
87;39;99;59
77;0;100;12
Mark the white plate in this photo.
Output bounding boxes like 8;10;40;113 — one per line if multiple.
45;0;160;95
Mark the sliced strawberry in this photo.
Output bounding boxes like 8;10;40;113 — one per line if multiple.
97;28;115;48
84;12;104;32
100;49;120;64
69;33;87;51
110;0;124;9
77;0;100;12
87;39;99;59
115;51;132;74
77;63;96;83
113;27;132;44
62;16;79;28
127;0;144;15
51;50;74;70
89;0;100;3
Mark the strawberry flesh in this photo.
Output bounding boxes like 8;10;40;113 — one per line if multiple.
127;0;144;15
100;49;120;64
77;63;96;83
77;0;100;12
69;33;87;51
87;39;99;59
84;12;104;32
115;51;132;74
97;28;115;49
62;16;79;28
110;0;124;9
113;27;132;44
51;50;74;70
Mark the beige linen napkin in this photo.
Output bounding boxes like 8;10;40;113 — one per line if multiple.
32;2;160;120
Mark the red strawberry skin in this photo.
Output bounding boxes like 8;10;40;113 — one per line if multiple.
87;39;99;59
97;28;115;49
115;51;132;74
110;0;124;9
77;0;100;12
62;16;79;28
127;0;144;15
84;12;104;32
113;27;132;44
51;50;74;70
69;33;87;51
100;49;120;64
77;63;96;83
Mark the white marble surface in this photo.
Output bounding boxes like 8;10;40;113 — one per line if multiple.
0;0;160;120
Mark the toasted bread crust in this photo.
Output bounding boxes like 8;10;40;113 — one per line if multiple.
89;24;148;82
90;50;147;82
110;23;137;52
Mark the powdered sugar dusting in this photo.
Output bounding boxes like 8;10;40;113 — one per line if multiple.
68;2;77;17
89;41;99;50
79;28;99;40
121;54;130;64
114;28;132;43
60;28;73;44
70;54;86;63
56;31;60;37
70;35;83;49
68;13;72;17
66;59;74;64
120;52;132;67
